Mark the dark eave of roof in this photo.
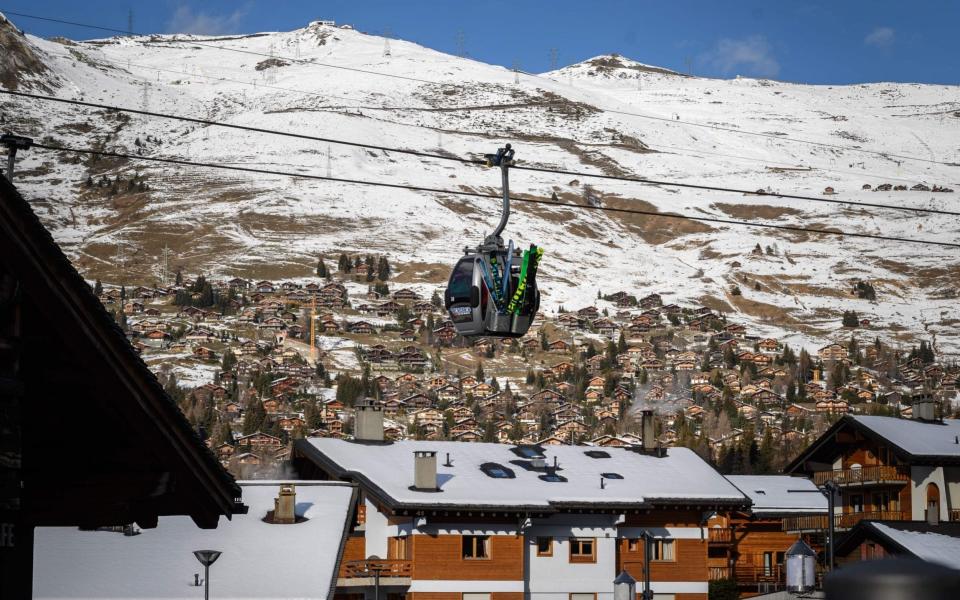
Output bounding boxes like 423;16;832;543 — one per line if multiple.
832;520;960;558
0;176;241;526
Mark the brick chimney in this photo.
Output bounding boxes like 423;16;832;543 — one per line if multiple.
273;483;296;524
413;450;437;491
354;398;384;441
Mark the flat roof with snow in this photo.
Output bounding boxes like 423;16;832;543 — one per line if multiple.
726;475;827;515
296;438;749;511
33;481;355;600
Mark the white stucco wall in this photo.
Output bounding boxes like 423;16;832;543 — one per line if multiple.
911;465;948;521
364;497;389;558
944;467;960;513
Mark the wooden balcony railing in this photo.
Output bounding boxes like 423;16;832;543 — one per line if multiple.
812;466;909;486
709;566;731;581
341;559;412;579
783;511;911;532
708;528;733;544
735;565;784;585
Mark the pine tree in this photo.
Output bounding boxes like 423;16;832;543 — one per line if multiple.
241;399;267;434
475;362;485;382
316;257;328;278
175;268;183;286
221;349;237;372
93;279;103;296
377;256;391;281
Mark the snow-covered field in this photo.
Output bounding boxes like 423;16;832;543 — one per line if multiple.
2;14;958;354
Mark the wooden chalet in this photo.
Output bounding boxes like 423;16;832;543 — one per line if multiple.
707;475;826;595
293;414;750;600
785;410;960;534
0;177;242;599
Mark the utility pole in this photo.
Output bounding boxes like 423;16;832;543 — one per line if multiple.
127;9;133;37
383;27;392;57
549;48;558;71
161;245;170;285
456;30;466;58
684;55;693;76
326;145;332;178
512;60;520;84
310;294;317;363
141;82;150;112
1;134;33;183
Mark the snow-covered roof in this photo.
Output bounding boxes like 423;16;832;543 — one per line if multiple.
298;438;749;510
849;416;960;458
871;523;960;569
33;481;355;600
726;475;827;515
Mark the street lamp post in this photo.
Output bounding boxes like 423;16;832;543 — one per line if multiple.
640;531;653;600
822;481;839;572
193;549;222;600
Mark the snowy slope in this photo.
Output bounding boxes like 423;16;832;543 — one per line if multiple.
1;14;959;354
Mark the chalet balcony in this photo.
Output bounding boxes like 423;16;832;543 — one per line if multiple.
338;559;412;588
708;528;733;544
783;510;911;532
812;465;909;487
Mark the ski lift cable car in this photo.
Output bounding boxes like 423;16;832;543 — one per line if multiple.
444;144;543;338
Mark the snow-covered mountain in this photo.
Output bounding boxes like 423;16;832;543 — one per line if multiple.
2;13;959;354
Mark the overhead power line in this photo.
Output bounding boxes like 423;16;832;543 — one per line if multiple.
24;51;945;189
5;89;959;218
596;106;955;167
7;9;957;171
0;9;450;86
29;140;960;249
37;45;556;115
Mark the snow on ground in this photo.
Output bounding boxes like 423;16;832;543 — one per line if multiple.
2;17;959;356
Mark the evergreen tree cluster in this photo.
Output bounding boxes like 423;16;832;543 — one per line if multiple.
908;340;936;365
853;280;877;301
841;310;860;327
336;253;392;281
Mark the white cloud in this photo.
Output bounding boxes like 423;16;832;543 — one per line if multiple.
701;35;780;78
864;27;895;48
167;4;248;35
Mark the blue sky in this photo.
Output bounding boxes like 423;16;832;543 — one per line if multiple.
5;0;959;84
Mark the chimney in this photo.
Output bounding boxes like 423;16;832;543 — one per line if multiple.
273;483;296;524
912;396;936;421
354;398;384;441
413;450;438;491
641;409;656;453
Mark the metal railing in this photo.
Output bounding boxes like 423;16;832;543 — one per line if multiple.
341;559;412;579
813;465;909;486
783;510;911;531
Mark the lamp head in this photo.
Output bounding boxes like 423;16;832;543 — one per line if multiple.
193;549;222;567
